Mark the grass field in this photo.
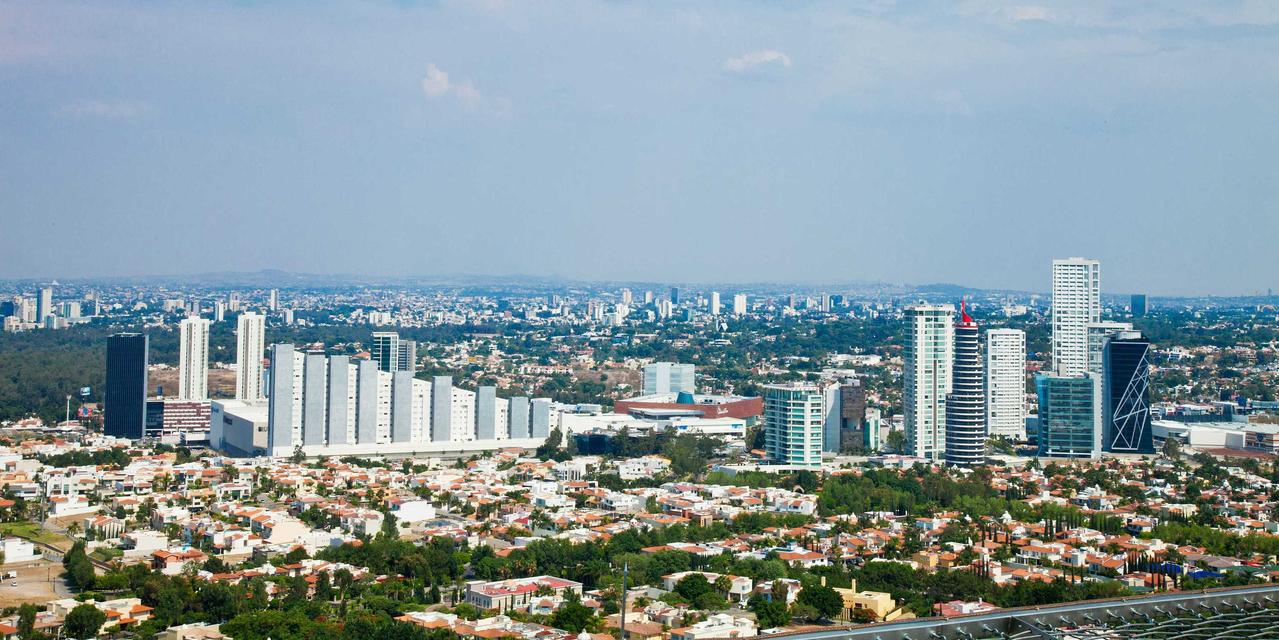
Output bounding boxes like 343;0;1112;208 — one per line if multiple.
90;548;123;562
0;521;70;549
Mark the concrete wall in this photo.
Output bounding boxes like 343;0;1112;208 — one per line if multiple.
432;376;452;441
267;344;294;450
302;353;328;446
508;397;530;439
476;386;497;440
327;356;350;445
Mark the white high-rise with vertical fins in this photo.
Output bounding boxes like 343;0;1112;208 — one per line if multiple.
236;312;266;400
178;316;210;400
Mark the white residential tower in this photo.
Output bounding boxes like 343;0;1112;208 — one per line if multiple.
903;304;954;460
1051;258;1101;376
764;382;825;467
985;328;1026;439
236;312;266;400
178;316;211;400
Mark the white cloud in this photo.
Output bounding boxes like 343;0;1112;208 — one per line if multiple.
422;63;493;111
55;100;152;119
453;81;482;105
722;49;792;74
1008;5;1054;22
422;63;451;97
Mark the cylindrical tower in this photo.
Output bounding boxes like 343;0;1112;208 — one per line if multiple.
946;301;987;467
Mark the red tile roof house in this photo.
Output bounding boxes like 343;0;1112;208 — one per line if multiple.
661;571;754;604
776;549;830;569
464;576;584;614
151;548;207;575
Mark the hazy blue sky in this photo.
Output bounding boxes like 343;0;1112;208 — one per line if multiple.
2;1;1277;294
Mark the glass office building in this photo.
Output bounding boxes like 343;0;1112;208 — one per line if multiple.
1131;294;1147;317
1103;332;1154;454
1036;373;1099;458
105;333;149;439
371;332;400;372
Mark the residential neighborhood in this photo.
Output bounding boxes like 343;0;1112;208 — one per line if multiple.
0;426;1275;639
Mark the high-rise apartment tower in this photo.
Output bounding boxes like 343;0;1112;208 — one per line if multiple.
1051;258;1101;376
903;303;954;460
945;302;986;467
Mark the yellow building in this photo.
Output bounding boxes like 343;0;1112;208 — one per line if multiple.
833;580;899;622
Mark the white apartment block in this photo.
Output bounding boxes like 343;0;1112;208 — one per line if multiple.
733;293;747;316
261;344;546;458
178;316;210;401
236;312;266;400
642;362;695;395
986;328;1026;439
1052;258;1101;376
904;304;954;460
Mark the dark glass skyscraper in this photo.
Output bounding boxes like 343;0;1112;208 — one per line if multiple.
1103;331;1154;454
945;302;986;467
1131;294;1147;317
105;333;148;439
669;286;680;305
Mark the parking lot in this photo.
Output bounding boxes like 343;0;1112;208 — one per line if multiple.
0;559;71;608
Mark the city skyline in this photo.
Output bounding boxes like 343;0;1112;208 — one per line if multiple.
3;2;1278;295
1;266;1274;300
4;2;1279;635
